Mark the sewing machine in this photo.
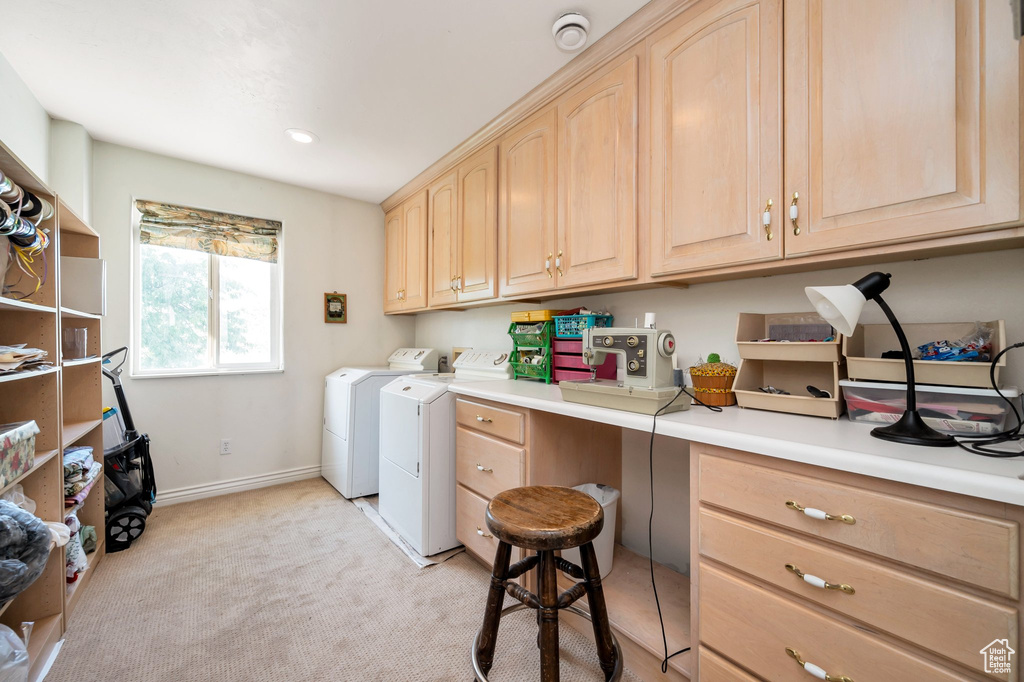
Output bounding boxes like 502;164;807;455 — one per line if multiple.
558;326;692;415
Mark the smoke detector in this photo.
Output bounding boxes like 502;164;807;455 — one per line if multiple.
552;12;590;52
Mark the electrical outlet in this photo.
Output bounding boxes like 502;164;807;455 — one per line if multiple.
220;439;232;455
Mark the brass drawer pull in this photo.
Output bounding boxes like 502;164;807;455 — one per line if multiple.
476;464;493;473
476;415;493;423
763;198;774;241
786;648;854;682
786;500;855;525
785;563;855;594
476;526;493;538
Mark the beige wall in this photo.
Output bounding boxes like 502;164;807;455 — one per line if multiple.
92;142;415;497
415;248;1024;572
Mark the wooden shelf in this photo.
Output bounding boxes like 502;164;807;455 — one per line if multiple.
62;357;100;368
0;366;60;384
55;199;99;238
0;297;57;315
25;613;61;672
62;419;102;448
0;449;59;498
558;544;692;679
59;307;101;320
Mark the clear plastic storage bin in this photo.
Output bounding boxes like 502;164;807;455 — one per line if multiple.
839;380;1021;435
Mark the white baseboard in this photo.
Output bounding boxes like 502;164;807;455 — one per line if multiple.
155;464;322;506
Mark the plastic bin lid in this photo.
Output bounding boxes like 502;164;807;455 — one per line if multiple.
838;379;1020;398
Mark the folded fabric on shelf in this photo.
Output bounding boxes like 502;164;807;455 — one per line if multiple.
62;446;94;484
64;511;88;584
64;462;101;506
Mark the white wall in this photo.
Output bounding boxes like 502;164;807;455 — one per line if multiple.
0;52;50;181
416;249;1024;571
49;120;93;221
92;142;415;497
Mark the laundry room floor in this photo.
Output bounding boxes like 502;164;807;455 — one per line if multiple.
48;478;640;681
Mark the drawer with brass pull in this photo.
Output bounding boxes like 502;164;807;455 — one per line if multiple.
698;450;1019;597
697;647;759;682
456;483;521;565
699;563;967;682
699;508;1017;674
456;398;525;444
455;427;524;499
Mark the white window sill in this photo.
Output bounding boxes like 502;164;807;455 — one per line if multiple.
130;368;284;380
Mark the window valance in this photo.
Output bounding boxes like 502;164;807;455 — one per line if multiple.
136;200;282;263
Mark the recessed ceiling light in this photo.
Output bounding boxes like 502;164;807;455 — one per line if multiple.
285;128;318;144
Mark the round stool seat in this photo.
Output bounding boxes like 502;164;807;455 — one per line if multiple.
486;485;603;551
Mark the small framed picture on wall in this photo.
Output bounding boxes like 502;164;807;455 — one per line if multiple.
325;293;347;323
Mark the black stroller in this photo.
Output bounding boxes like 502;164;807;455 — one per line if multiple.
101;347;157;552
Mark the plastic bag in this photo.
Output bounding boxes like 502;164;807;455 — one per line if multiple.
915;322;994;362
0;625;27;682
0;487;35;516
0;501;50;607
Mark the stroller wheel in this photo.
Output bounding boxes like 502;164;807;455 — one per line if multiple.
107;506;148;553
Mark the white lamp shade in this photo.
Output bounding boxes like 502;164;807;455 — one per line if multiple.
805;285;866;337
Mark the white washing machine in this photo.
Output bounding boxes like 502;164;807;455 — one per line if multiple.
378;350;512;556
321;348;438;498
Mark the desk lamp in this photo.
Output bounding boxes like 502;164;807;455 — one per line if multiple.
805;272;955;447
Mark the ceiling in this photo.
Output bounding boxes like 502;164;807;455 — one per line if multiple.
0;0;649;204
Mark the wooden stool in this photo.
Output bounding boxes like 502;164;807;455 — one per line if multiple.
472;486;622;682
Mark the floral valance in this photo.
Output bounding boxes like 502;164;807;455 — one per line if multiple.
136;200;282;264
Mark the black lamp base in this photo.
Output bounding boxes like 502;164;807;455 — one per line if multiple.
870;410;957;447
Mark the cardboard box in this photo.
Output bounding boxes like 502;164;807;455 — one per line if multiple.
60;256;106;315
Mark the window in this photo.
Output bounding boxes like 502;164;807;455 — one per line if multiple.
132;200;282;376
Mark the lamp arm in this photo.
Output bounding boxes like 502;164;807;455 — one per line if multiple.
874;295;917;412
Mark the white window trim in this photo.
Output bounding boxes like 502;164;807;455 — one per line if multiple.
130;199;285;378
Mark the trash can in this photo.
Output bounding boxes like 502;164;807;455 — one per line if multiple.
562;483;620;579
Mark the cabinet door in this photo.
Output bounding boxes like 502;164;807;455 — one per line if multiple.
383;206;405;313
557;49;639;289
649;0;782;276
499;107;559;296
785;0;1020;257
427;172;458;307
457;145;497;302
401;190;428;310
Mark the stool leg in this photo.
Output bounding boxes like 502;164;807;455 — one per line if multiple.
579;542;617;681
538;550;560;682
477;541;512;675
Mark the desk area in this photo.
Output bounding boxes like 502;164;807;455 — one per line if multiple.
448;379;1024;681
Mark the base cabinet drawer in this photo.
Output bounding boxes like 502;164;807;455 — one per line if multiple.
455;427;524;499
700;563;969;682
456;399;525;444
698;647;760;681
456;484;521;565
699;508;1017;676
699;451;1019;597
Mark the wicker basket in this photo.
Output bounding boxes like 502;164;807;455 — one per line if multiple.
690;362;738;407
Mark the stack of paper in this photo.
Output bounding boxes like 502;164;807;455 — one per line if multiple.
0;344;51;375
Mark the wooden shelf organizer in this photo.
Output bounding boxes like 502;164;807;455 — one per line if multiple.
0;138;105;680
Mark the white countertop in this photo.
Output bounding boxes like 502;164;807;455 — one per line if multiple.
448;380;1024;505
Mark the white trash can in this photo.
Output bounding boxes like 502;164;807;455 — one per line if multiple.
562;483;620;579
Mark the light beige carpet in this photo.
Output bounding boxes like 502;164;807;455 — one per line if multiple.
47;478;640;681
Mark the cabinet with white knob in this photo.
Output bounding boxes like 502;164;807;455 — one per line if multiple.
383;190;427;313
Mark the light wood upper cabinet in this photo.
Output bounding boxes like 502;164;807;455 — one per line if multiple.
784;0;1021;257
557;48;640;289
499;107;559;297
383;207;405;313
401;191;428;310
428;171;458;307
457;146;498;302
649;0;783;276
383;191;428;313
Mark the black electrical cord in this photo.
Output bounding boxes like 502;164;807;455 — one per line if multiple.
647;384;721;672
953;341;1024;457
